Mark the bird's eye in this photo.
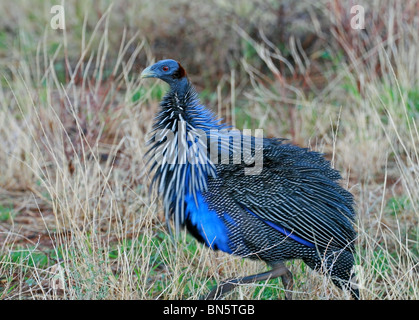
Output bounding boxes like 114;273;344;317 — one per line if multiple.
162;66;169;71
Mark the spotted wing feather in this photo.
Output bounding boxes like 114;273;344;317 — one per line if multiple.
216;138;356;250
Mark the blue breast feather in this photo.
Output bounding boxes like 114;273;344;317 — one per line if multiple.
184;192;233;254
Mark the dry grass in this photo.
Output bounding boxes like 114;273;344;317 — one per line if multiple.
0;0;417;300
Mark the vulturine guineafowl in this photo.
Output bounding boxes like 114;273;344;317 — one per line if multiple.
141;59;359;300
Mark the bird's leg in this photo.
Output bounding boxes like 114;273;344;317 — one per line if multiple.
279;264;294;300
205;262;293;300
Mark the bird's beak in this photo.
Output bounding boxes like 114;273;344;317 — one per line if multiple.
140;65;157;79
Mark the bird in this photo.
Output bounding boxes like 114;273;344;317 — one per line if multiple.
140;59;359;300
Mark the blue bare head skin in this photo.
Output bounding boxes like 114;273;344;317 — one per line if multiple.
141;59;187;88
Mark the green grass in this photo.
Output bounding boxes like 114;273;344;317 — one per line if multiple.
0;205;15;222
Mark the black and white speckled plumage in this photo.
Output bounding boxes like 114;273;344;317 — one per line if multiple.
141;59;359;299
198;140;357;294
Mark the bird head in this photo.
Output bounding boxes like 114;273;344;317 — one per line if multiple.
141;59;187;87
